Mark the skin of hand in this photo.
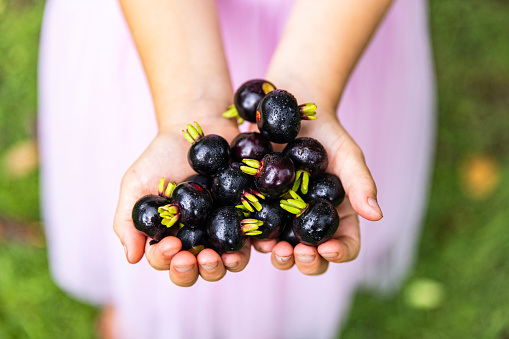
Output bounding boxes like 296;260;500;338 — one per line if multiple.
116;0;243;286
116;0;391;282
249;0;393;274
250;111;382;274
113;114;251;287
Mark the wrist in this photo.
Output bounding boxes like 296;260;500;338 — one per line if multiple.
265;72;341;115
157;97;236;134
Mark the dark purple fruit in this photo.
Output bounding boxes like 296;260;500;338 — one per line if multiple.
172;181;213;225
159;181;213;229
256;89;317;144
305;173;345;207
206;206;263;254
280;191;339;246
241;152;295;198
176;225;210;255
212;162;264;212
251;199;291;240
131;178;179;243
183;122;230;176
222;79;276;123
283;137;328;175
283;137;328;194
230;132;273;162
184;174;213;192
279;222;300;247
132;195;174;242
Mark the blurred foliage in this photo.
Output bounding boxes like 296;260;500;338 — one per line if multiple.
0;242;98;339
0;0;508;338
0;1;100;338
0;0;41;221
341;0;509;338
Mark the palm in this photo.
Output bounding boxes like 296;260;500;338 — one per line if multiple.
113;122;247;286
251;113;380;274
125;122;240;207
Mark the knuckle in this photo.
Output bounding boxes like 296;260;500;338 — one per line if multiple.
171;273;198;287
201;270;226;282
345;247;360;262
121;167;138;187
299;266;319;276
146;253;168;271
342;243;360;263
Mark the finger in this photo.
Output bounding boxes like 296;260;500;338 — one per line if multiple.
331;133;383;221
252;238;278;253
197;249;227;282
113;174;147;264
318;200;361;263
271;241;295;270
221;239;251;272
318;237;360;263
294;243;329;275
144;236;182;270
169;251;199;287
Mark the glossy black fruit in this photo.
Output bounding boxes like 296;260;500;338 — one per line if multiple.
176;225;210;255
305;173;345;207
132;195;173;242
222;79;276;123
184;174;213;192
256;89;317;144
132;178;179;243
241;152;295;198
293;199;339;246
283;137;328;194
183;122;230;176
251;199;291;240
280;191;339;246
279;222;300;247
158;181;213;230
212;162;264;212
206;206;262;253
230;132;273;162
172;181;213;225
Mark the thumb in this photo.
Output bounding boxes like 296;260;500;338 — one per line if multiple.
331;133;382;221
113;175;149;264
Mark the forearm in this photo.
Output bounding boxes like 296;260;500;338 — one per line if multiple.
119;0;233;130
267;0;393;112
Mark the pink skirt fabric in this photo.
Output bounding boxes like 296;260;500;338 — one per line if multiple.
38;0;435;338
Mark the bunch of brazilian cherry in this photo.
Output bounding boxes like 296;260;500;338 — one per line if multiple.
132;79;346;256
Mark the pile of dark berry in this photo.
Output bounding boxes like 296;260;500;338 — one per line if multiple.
132;79;345;255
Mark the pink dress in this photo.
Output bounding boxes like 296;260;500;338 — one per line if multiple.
38;0;435;338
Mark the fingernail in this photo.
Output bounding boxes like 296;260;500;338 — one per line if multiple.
368;197;383;218
296;254;315;263
174;265;194;273
200;262;218;270
275;254;292;263
321;252;338;260
224;261;239;269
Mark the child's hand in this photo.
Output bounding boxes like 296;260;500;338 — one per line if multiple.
251;113;383;275
113;120;250;287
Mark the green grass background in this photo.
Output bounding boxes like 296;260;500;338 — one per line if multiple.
0;0;508;338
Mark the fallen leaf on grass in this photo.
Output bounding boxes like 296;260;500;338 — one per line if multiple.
404;278;445;310
0;217;45;248
459;154;501;200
